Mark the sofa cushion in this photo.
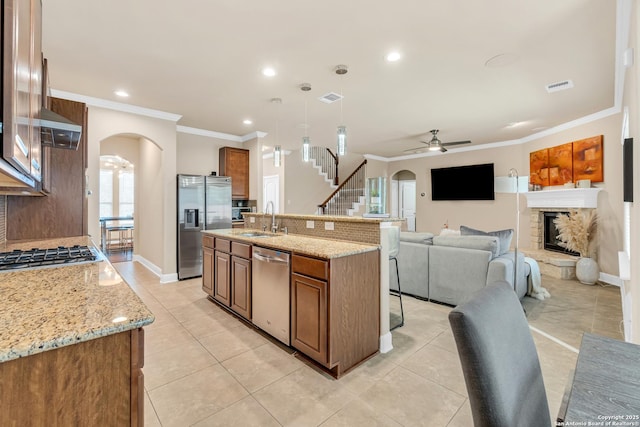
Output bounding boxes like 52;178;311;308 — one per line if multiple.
433;235;501;259
400;231;434;245
460;225;513;255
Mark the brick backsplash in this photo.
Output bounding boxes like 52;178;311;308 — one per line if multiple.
245;215;383;245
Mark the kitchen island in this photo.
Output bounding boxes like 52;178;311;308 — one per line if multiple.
0;236;154;426
202;228;380;378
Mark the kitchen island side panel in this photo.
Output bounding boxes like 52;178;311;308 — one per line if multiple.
329;249;380;376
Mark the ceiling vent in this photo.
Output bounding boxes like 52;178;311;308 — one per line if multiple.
318;92;343;104
546;79;574;93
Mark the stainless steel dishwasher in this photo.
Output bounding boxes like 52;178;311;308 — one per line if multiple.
252;246;291;345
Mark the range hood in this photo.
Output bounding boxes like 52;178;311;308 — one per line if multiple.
39;108;82;150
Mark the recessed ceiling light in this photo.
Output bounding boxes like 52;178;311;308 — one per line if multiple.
386;51;402;62
243;119;253;125
114;90;129;97
262;67;276;77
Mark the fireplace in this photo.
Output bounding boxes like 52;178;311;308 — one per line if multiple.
543;212;579;256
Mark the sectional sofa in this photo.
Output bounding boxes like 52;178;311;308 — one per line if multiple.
389;230;528;306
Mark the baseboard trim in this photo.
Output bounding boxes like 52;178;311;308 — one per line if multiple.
131;254;178;283
599;272;623;287
379;332;393;354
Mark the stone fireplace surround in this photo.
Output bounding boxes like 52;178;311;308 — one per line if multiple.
523;188;601;280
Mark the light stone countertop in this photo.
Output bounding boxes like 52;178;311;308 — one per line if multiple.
203;229;380;259
241;212;404;223
0;236;154;363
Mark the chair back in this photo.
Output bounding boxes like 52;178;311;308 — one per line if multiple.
448;281;550;427
387;226;400;260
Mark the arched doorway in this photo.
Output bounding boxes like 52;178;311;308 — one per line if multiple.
99;154;135;260
99;134;163;266
391;170;417;231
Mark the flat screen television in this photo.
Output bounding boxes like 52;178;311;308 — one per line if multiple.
431;163;495;201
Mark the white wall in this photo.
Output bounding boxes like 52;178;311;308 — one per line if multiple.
176;132;243;176
136;137;164;269
87;107;177;277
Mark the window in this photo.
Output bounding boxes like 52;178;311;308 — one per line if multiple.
100;169;113;218
119;169;134;217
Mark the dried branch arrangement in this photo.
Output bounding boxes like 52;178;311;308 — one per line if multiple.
553;209;598;257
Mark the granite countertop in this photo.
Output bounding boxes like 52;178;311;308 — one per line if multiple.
241;212;404;223
203;229;380;259
0;236;154;363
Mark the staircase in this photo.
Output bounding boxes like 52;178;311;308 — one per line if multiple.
306;146;367;216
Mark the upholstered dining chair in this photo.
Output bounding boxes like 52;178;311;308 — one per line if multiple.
448;281;551;427
388;226;404;330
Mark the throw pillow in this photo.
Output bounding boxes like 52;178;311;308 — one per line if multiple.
460;225;513;255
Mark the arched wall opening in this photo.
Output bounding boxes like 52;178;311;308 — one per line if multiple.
391;170;417;231
86;107;178;280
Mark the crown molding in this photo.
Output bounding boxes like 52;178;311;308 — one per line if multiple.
176;125;242;142
50;89;182;122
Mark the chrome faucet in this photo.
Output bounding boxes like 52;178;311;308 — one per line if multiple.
265;201;277;233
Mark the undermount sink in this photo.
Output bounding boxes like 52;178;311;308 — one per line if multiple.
237;231;278;238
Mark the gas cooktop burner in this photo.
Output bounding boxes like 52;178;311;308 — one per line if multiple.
0;245;103;271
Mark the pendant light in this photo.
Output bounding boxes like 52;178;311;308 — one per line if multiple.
274;145;282;167
271;97;282;167
300;83;312;162
335;65;348;156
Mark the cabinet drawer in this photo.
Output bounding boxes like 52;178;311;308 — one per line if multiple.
232;241;251;259
292;254;328;281
203;235;215;249
215;238;231;252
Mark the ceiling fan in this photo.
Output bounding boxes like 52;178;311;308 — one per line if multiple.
404;129;472;153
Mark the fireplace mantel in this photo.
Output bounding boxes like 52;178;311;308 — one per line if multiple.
524;188;602;208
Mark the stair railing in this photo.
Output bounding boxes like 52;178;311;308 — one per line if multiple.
318;159;367;215
310;146;339;186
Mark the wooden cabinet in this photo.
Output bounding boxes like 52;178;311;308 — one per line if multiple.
291;251;380;378
231;255;251;319
214;248;231;306
1;0;43;187
291;272;328;363
6;97;88;239
0;327;145;426
209;237;252;320
219;147;249;199
202;235;215;296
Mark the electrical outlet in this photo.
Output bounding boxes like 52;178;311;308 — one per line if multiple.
324;222;334;231
250;217;255;223
306;220;314;229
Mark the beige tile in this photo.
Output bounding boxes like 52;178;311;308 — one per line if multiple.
446;400;473;427
144;391;162;427
221;342;304;392
119;258;624;427
339;351;401;395
148;364;249;427
253;366;358;426
191;396;281;427
359;366;466;427
198;323;269;362
144;339;218;390
144;321;196;356
321;397;402;427
401;343;467;397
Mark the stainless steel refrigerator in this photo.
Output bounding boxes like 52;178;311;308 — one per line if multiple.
177;174;232;280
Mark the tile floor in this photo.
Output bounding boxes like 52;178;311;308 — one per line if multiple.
113;261;624;427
